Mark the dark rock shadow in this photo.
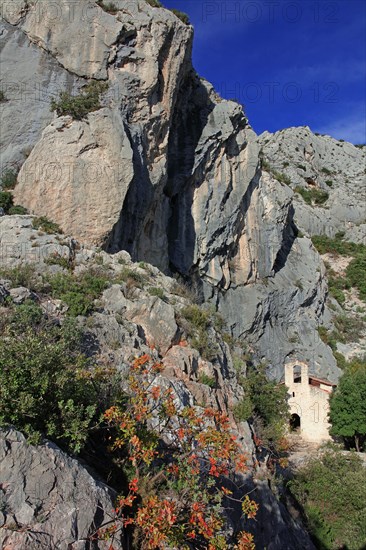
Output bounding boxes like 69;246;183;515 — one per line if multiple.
104;123;154;257
165;72;215;276
273;203;297;274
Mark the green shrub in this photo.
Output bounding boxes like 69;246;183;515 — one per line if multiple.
171;280;198;302
320;167;332;175
1;169;18;189
44;253;71;270
32;216;62;234
311;234;366;257
245;366;289;427
96;0;119;14
0;311;98;453
148;287;165;299
146;0;162;6
272;170;291;185
179;305;221;360
0;191;13;213
318;315;365;347
170;8;190;24
198;373;216;388
0;264;40;291
191;332;218;362
261;158;271;171
260;158;291;185
222;332;235;348
0;91;7;103
333;314;365;343
314;235;366;302
327;271;351;305
289;450;366;550
9;300;43;328
119;267;146;287
325;180;333;187
8;205;28;215
295;279;303;291
297;164;306;171
181;304;210;331
295;186;329;205
317;326;337;351
329;287;345;305
233;396;253;422
317;325;329;343
47;269;109;316
51;81;109;120
346;255;366;301
333;351;347;370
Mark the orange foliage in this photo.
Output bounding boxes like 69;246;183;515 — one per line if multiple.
101;354;257;549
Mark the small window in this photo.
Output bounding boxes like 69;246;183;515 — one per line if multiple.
292;392;295;397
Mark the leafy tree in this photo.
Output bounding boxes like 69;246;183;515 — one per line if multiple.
329;362;366;451
289;450;366;549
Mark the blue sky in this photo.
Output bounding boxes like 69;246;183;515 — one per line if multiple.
163;0;366;143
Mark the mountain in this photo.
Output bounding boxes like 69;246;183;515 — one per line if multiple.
0;1;365;548
3;0;364;381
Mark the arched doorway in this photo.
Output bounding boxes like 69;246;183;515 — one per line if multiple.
290;413;301;432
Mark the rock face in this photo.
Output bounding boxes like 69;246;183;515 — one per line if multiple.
0;215;71;267
2;0;364;383
259;127;366;240
14;110;134;244
0;428;123;550
0;0;123;79
0;17;82;168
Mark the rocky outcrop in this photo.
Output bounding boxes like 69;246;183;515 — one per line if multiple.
259;127;366;240
218;236;337;381
14;110;134;244
0;428;123;550
0;0;123;79
0;17;82;168
0;215;71;267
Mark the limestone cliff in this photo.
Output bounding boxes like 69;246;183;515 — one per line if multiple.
1;0;364;383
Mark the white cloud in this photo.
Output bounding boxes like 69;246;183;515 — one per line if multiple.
314;112;366;144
